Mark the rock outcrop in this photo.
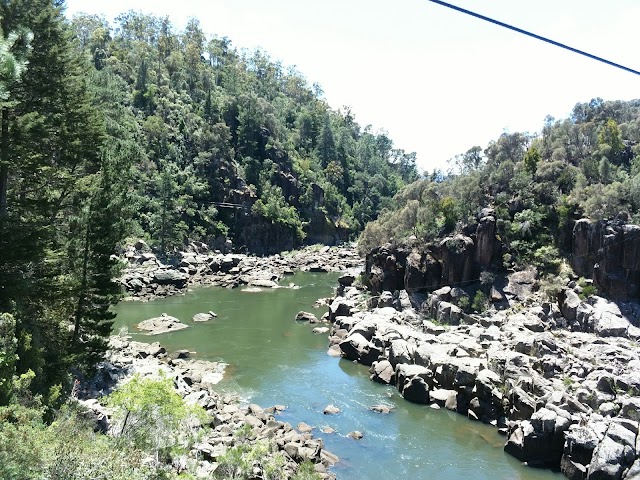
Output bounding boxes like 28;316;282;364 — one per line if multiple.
364;210;499;296
324;278;640;480
571;218;640;300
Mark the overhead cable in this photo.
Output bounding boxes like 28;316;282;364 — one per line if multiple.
428;0;640;76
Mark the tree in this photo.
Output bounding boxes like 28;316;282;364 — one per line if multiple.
0;25;31;221
108;375;205;463
317;112;336;168
0;0;110;397
523;146;541;175
598;118;624;164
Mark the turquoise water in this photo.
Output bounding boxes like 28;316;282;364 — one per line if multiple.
113;272;561;480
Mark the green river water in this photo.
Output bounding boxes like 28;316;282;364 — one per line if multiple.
113;271;561;480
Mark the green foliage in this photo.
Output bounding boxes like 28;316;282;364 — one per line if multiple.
292;460;322;480
107;375;206;462
471;291;488;313
215;439;295;480
252;184;306;240
0;402;162;480
523;146;541;175
577;277;598;299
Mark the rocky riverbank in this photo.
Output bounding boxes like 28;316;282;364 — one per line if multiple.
324;276;640;480
119;240;361;301
77;335;338;479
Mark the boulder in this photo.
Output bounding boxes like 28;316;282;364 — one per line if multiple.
137;315;188;335
338;274;356;287
509;387;536;421
153;269;189;287
559;288;582;323
323;404;340;415
561;426;599;480
193;312;213;322
389;339;415;367
328;297;354;321
339;333;370;361
587;435;634;480
370;404;393;414
504;408;570;469
295;311;319;323
401;376;430;404
370;360;395;385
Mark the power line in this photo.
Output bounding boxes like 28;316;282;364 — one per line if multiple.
427;0;640;77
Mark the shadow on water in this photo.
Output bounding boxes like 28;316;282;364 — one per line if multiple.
114;272;562;480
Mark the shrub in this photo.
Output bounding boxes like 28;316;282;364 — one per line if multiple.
471;291;488;313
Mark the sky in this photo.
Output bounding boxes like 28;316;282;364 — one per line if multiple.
64;0;640;174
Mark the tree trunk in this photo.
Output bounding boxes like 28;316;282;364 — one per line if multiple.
0;107;9;221
72;218;91;345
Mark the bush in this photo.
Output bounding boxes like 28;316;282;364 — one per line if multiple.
471;291;488;313
107;375;206;463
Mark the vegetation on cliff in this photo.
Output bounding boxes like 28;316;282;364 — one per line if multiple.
71;10;418;254
359;98;640;276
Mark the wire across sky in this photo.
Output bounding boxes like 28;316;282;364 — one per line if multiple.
428;0;640;77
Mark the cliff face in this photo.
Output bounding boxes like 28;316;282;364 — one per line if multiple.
365;214;640;302
571;218;640;300
365;210;499;295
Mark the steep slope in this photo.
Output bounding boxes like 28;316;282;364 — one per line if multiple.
72;12;419;255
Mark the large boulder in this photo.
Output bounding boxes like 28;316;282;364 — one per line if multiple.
561;426;599;480
137;315;188;335
389;339;415;367
475;214;496;267
370;360;395;385
153;269;189;287
559;288;582;323
328;297;354;321
587;435;634;480
401;376;430;404
504;407;571;469
439;235;475;285
571;219;597;278
339;333;371;361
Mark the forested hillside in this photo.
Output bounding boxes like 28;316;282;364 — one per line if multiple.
72;11;418;254
360;98;640;274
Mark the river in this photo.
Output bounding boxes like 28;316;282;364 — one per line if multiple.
113;271;561;480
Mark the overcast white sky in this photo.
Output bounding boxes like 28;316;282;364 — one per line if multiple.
65;0;640;174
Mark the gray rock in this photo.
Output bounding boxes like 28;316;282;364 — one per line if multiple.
370;360;395;385
295;311;319;323
193;312;213;322
153;269;189;286
370;404;393;414
137;315;188;335
588;435;634;480
339;333;370;361
559;288;582;323
323;404;340;415
338;274;355;286
401;376;430;404
389;339;415;367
